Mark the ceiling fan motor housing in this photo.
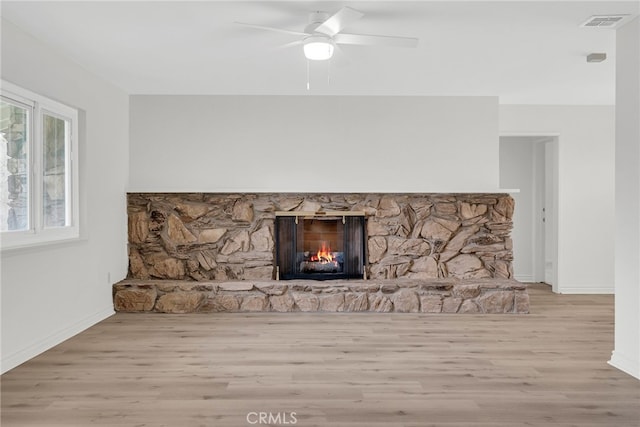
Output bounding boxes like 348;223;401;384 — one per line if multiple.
305;11;332;34
309;11;330;25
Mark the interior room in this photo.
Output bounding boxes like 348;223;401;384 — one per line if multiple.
1;1;639;426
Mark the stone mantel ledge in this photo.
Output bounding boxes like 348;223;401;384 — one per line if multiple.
126;189;521;194
113;278;529;314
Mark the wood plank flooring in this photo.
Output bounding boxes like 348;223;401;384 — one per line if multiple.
2;284;639;426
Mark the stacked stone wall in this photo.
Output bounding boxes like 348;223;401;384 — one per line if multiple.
127;193;514;281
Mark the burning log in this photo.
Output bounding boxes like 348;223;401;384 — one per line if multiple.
300;261;341;273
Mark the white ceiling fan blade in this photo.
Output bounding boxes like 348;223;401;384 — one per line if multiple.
245;40;303;60
235;22;308;37
334;33;419;48
276;40;304;52
314;7;364;37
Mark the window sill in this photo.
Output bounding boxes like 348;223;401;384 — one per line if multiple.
1;234;85;257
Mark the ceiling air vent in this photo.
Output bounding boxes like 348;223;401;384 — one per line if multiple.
580;15;630;28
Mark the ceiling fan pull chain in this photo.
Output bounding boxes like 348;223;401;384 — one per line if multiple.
306;60;310;91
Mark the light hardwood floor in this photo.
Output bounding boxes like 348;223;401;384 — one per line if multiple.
2;284;639;427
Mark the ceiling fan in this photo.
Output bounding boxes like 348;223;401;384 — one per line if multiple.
236;6;418;61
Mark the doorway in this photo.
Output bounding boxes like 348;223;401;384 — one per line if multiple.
499;136;558;291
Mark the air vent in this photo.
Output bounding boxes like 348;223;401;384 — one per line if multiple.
580;15;630;28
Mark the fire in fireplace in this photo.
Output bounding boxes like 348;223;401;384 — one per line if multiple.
301;241;341;273
275;211;365;280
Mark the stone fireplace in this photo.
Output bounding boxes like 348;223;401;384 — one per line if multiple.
117;192;528;314
275;211;365;280
126;192;515;281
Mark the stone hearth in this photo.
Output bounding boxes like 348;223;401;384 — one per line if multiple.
113;278;529;314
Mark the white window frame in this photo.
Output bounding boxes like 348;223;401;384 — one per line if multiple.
1;80;79;250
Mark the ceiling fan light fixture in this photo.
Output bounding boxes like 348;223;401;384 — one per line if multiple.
303;35;335;60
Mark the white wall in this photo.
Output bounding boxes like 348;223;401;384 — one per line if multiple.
0;20;129;373
610;16;640;380
499;137;535;282
500;105;615;294
129;96;500;193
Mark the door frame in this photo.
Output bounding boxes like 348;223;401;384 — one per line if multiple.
500;133;559;292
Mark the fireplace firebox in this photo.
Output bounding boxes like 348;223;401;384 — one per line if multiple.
275;212;366;280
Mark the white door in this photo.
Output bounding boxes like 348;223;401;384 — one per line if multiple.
543;138;559;291
533;141;546;282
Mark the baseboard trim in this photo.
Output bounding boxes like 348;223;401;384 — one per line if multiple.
1;306;115;374
609;350;640;380
514;274;534;283
557;285;614;294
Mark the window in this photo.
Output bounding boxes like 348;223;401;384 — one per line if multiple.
1;81;79;249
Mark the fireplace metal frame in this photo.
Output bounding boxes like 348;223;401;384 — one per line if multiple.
275;211;366;281
274;211;367;219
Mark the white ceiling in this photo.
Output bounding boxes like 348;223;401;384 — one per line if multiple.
1;1;638;104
